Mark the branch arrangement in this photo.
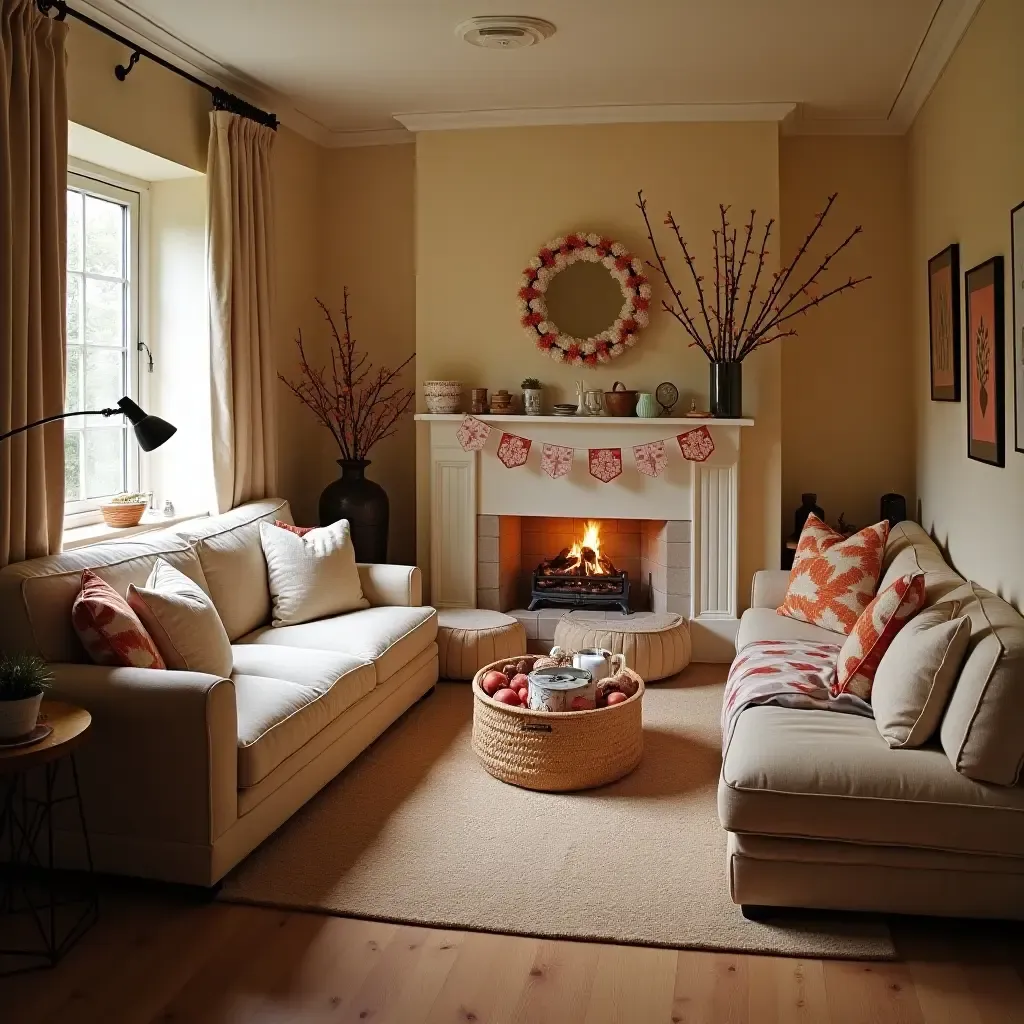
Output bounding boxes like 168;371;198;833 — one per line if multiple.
637;191;870;362
279;290;415;461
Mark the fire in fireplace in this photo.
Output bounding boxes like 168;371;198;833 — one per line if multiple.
529;521;631;614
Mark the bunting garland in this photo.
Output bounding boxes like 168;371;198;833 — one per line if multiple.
455;415;715;478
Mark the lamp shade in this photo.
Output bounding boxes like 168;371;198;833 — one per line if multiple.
116;397;177;452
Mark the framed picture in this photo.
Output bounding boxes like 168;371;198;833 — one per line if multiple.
928;244;961;401
1012;202;1024;452
965;256;1005;467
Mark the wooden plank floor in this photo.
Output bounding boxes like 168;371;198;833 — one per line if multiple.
2;888;1023;1023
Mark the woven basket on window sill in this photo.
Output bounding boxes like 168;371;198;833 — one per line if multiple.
100;502;147;528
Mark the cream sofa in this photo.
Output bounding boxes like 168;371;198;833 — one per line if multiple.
719;521;1024;920
0;498;438;886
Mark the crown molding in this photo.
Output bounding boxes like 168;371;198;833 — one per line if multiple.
782;115;907;137
326;127;414;149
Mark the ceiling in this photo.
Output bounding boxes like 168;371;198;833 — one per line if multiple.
80;0;983;146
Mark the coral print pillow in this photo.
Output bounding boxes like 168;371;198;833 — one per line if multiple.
778;514;890;635
72;569;166;670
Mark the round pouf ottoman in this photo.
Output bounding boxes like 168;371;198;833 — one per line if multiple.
437;609;527;681
552;612;691;681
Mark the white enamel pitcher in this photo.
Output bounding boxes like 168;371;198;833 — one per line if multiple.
550;646;626;682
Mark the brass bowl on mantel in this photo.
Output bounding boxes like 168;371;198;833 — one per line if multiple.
603;381;637;417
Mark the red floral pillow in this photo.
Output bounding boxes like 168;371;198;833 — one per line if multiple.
274;520;314;536
72;569;165;669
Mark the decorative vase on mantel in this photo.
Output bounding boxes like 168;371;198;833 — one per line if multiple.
319;459;389;564
709;361;743;419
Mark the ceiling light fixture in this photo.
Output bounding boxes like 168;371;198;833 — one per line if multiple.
455;16;556;50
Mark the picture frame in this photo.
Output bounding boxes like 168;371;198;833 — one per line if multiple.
1011;201;1024;452
965;255;1005;467
928;244;961;401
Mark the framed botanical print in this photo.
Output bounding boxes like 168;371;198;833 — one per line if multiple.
928;244;960;401
965;256;1005;467
1011;201;1024;452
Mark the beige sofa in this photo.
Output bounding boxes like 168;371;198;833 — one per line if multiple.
0;498;438;886
719;521;1024;920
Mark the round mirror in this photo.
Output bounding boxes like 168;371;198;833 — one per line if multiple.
518;233;651;366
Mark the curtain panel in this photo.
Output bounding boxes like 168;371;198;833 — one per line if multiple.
207;110;278;514
0;0;67;567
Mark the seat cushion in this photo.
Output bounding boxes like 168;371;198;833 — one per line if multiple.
737;607;844;652
437;609;526;681
719;705;1024;859
231;645;375;788
237;606;438;686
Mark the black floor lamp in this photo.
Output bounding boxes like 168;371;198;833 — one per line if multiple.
0;397;176;451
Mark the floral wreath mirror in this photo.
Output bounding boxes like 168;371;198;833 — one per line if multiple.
517;233;651;366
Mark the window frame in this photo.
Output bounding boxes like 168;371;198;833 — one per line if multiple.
64;166;145;525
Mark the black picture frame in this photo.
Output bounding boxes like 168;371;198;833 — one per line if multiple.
928;244;961;401
1011;201;1024;452
965;256;1005;467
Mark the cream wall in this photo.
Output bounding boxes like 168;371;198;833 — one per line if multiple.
415;123;783;601
780;136;913;534
909;0;1024;609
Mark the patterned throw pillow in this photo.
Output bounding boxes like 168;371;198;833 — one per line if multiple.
778;514;890;635
72;569;166;670
274;520;314;536
833;573;926;700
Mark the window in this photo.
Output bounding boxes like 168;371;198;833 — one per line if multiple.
65;172;141;516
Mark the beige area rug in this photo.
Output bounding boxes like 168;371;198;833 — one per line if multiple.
220;665;894;959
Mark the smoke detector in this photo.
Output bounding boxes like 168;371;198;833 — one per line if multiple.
455;16;556;50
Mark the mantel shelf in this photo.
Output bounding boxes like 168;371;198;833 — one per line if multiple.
415;414;755;427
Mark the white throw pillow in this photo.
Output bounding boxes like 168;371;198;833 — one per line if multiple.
259;519;368;627
127;559;233;678
872;606;971;749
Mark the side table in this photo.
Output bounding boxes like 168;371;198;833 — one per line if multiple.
0;700;98;974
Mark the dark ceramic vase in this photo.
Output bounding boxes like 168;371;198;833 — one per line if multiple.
319;459;389;563
709;360;743;418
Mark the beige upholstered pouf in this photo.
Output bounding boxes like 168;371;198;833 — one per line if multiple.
552;612;691;681
437;609;527;681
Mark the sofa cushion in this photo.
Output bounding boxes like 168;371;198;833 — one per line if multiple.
737;607;843;652
878;521;964;603
231;646;375;788
71;569;166;670
719;705;1024;859
238;606;438;686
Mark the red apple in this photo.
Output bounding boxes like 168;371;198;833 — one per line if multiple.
510;673;530;691
518;687;530;704
493;688;522;706
481;670;509;696
605;691;628;706
570;695;594;711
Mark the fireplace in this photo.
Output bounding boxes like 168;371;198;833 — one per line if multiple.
529;520;631;614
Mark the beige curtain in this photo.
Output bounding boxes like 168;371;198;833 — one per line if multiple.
207;110;278;514
0;0;67;568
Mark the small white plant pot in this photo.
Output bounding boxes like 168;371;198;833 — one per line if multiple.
522;389;543;416
0;692;43;739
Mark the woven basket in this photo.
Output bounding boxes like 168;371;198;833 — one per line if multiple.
471;654;644;792
100;502;147;527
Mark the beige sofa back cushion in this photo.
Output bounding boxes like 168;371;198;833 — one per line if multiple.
879;522;964;604
172;498;291;641
937;581;1024;786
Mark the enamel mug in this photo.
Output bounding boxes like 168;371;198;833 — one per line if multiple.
550;646;626;682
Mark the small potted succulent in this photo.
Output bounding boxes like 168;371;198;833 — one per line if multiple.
521;378;544;416
101;491;149;528
0;653;51;739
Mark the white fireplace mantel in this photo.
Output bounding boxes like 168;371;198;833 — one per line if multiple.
416;414;755;661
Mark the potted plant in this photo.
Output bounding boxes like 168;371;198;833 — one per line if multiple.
101;491;149;528
521;378;543;416
280;290;415;563
0;653;51;740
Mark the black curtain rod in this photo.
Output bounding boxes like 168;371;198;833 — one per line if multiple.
37;0;279;130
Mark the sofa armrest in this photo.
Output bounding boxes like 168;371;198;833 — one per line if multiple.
48;664;237;847
358;563;422;607
750;569;791;609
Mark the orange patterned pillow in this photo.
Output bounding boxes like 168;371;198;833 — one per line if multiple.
72;569;166;670
778;514;890;635
833;573;925;699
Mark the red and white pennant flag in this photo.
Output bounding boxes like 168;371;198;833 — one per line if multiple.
541;444;574;479
497;432;531;468
633;440;667;477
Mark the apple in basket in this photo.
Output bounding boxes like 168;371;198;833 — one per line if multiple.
481;670;509;696
493;688;522;707
605;691;628;706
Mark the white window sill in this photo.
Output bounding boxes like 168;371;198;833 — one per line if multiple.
62;511;209;551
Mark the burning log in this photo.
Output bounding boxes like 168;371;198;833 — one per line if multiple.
580;547;597;572
538;548;579;574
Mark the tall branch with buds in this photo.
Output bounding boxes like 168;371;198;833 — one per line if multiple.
637;191;870;362
279;290;415;461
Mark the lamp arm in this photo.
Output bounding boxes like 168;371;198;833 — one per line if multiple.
0;407;118;444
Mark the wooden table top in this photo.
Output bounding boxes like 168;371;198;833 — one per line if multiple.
0;700;91;773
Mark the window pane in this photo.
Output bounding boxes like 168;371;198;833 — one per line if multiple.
83;427;125;499
64;429;81;501
65;345;82;413
66;273;82;345
84;194;124;276
67;190;83;272
84;347;124;409
84;278;123;346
